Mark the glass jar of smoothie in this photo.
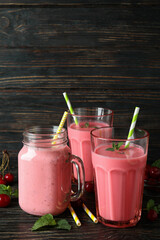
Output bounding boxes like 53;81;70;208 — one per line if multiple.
18;126;85;216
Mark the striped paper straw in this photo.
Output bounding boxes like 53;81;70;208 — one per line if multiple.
125;107;140;148
68;203;81;227
63;92;78;125
82;203;98;223
52;111;68;144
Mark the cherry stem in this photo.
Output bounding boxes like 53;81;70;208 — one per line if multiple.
0;150;10;178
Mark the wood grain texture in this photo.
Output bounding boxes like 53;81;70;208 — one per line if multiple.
0;4;158;158
0;6;159;48
0;2;159;239
0;0;159;6
0;179;159;240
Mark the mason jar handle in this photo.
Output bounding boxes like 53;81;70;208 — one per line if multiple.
70;154;85;201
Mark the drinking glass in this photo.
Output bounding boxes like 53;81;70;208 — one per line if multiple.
67;107;113;183
91;127;149;228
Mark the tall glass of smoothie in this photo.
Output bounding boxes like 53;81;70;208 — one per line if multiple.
67;108;113;184
91;127;149;228
18;126;85;216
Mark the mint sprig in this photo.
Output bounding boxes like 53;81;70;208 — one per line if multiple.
147;199;160;214
80;122;89;128
56;219;71;230
0;184;18;198
32;214;56;231
31;214;71;231
106;142;124;152
152;159;160;168
80;122;99;129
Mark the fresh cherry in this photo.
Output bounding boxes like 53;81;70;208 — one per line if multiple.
149;166;160;179
0;174;3;179
0;178;7;185
0;194;11;207
85;182;94;193
4;173;14;184
147;209;158;221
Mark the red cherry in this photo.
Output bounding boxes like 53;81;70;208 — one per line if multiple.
149;166;160;179
0;178;7;185
85;182;94;193
0;194;11;207
4;173;14;184
147;209;158;221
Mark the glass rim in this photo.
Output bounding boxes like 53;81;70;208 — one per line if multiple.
67;107;113;118
90;126;149;142
23;126;66;139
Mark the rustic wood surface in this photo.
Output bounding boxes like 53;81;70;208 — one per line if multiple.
0;0;159;239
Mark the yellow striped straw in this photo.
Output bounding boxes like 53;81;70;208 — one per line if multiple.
68;203;81;227
52;111;68;144
82;203;98;224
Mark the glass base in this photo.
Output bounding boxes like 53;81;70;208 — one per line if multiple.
97;212;141;228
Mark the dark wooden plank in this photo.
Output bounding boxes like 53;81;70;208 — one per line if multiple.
0;188;159;240
0;0;159;6
0;48;159;88
0;6;159;48
0;47;159;98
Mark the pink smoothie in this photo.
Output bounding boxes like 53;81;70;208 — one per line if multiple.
18;144;71;216
68;121;109;182
92;144;147;222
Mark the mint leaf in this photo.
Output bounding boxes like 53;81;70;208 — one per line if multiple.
106;148;114;151
31;214;56;231
117;142;124;150
12;189;18;198
85;122;89;128
152;159;160;168
106;142;124;152
157;204;160;212
153;206;159;214
81;122;89;128
0;184;18;198
147;199;155;211
112;142;116;149
0;184;11;197
31;215;71;232
56;219;71;231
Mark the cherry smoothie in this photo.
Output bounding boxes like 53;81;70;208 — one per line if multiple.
18;144;71;216
18;127;85;216
92;144;147;226
68;121;109;182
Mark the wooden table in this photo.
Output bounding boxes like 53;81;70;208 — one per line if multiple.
0;156;159;240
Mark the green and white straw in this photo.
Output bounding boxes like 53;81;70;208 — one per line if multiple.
125;107;140;148
63;92;78;125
